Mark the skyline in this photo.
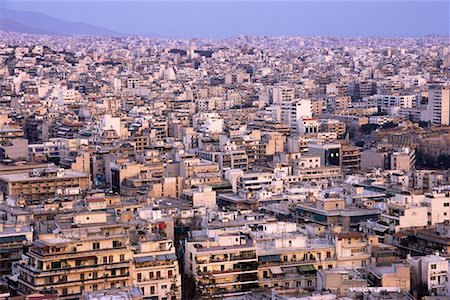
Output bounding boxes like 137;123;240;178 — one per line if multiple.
0;1;449;38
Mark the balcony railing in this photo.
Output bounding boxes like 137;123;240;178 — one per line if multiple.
196;254;257;264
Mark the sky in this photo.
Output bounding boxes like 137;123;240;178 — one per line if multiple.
0;1;449;38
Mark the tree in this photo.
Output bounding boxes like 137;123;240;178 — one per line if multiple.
359;123;379;134
196;273;222;299
355;140;365;148
381;121;397;129
437;154;450;169
182;274;197;300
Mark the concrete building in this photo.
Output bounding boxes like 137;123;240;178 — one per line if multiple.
429;83;450;125
184;231;259;298
0;166;89;205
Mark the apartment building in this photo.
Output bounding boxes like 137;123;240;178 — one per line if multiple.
0;167;89;205
255;231;336;291
409;254;449;296
184;232;258;298
279;99;313;131
334;232;371;268
133;239;181;300
16;211;132;298
0;224;32;276
429;83;450;125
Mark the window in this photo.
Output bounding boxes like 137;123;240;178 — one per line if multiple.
328;265;333;269
80;273;85;280
150;286;155;294
120;254;125;262
93;284;98;291
149;271;154;279
431;276;436;280
113;240;122;248
51;262;61;269
111;269;116;276
103;256;107;264
93;272;98;279
93;242;100;250
431;264;437;269
168;270;173;278
318;265;323;270
326;251;331;258
445;203;449;207
45;277;53;284
62;288;68;295
156;271;161;278
109;255;113;263
162;285;167;289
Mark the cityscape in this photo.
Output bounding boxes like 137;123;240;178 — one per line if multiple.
0;1;449;300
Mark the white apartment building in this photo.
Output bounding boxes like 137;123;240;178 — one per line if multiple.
429;83;450;125
374;94;416;109
279;99;313;131
424;191;450;225
409;254;449;296
273;87;295;104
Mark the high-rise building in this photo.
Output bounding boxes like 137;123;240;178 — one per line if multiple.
429;83;450;125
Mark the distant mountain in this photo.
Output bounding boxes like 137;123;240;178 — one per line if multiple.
0;8;124;36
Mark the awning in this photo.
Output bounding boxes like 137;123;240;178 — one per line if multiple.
0;235;26;243
0;248;17;253
258;255;281;262
155;254;167;261
269;266;284;275
297;264;316;272
134;256;154;263
165;253;177;260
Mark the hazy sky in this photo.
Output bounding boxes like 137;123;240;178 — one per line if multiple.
0;1;449;38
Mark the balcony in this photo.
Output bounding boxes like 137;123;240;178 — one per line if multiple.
196;254;257;265
260;259;317;267
342;242;367;248
261;273;316;282
18;260;130;275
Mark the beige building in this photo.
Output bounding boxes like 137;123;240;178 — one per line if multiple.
181;185;217;209
255;231;337;291
317;268;367;297
17;211;132;298
0;167;89;205
15;210;182;300
184;231;258;298
133;239;181;300
367;263;411;292
334;232;371;268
